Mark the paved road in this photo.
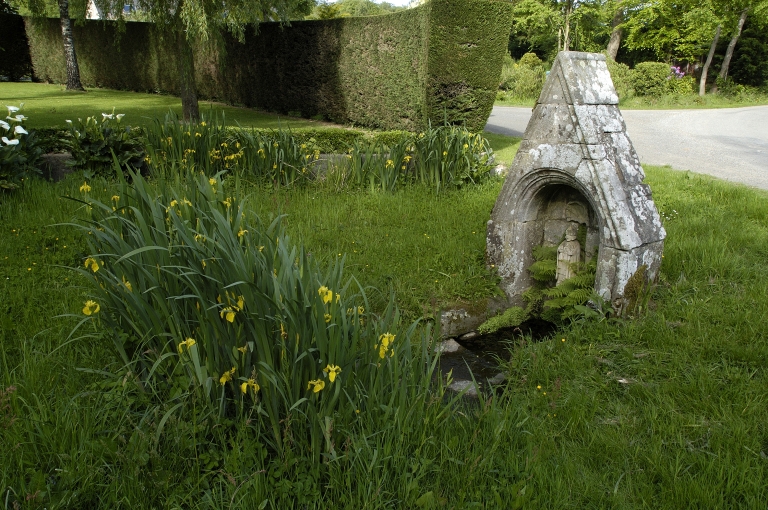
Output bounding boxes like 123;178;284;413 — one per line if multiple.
486;105;768;190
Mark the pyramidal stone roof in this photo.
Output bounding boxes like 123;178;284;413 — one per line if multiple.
487;51;666;309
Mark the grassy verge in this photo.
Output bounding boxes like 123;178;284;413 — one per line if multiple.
0;82;324;129
618;92;768;109
494;92;768;110
494;97;537;108
3;123;768;507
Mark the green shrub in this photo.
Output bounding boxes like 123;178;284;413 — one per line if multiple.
629;63;694;97
716;76;750;98
34;127;70;153
498;53;546;101
518;52;543;69
666;75;695;95
0;104;42;190
73;168;439;460
65;110;145;178
631;62;671;97
606;58;634;100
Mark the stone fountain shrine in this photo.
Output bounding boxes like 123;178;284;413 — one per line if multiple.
486;51;666;311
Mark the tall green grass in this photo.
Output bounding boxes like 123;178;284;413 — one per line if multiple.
141;114;496;192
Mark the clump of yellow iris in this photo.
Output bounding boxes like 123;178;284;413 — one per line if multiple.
219;292;245;323
318;285;340;304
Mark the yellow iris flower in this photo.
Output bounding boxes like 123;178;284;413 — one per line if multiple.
177;337;196;354
307;379;325;393
80;182;91;193
323;364;341;383
220;307;236;323
84;257;100;273
376;333;395;359
82;300;100;315
219;366;236;385
240;378;260;394
318;286;336;304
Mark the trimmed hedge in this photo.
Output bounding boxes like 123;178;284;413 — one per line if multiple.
0;13;33;80
426;0;513;129
24;0;512;131
24;19;179;92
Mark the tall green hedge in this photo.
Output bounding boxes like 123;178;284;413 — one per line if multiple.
24;19;179;92
24;0;512;131
0;13;33;80
427;0;513;129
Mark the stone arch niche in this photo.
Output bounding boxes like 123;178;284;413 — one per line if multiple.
486;52;666;310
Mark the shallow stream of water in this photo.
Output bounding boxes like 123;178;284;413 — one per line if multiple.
438;319;557;384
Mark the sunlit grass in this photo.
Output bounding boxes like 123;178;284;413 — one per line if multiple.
0;82;323;129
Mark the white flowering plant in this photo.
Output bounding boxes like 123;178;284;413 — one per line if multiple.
65;108;145;178
0;103;42;190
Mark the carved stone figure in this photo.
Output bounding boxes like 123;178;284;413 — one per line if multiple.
556;224;581;285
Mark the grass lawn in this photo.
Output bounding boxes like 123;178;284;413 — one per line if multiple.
1;91;767;507
3;159;768;507
0;82;324;129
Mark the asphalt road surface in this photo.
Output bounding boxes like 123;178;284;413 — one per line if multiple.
485;105;768;190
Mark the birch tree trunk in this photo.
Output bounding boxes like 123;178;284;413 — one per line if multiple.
719;8;749;81
699;25;721;96
563;0;573;51
606;7;623;60
177;28;200;122
58;0;84;91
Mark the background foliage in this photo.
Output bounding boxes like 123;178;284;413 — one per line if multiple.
21;0;512;131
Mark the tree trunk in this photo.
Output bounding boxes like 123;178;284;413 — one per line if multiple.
606;7;623;60
58;0;84;91
699;25;720;96
563;1;572;51
719;8;749;81
177;28;199;122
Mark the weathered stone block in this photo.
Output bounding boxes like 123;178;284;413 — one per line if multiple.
487;51;665;310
